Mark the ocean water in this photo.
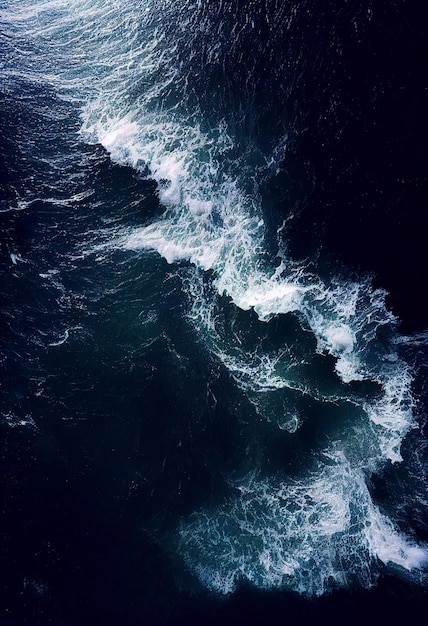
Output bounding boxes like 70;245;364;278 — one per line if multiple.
1;1;427;624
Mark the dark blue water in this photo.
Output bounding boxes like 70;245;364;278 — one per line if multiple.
1;1;428;624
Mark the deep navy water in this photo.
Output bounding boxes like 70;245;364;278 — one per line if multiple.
1;1;428;625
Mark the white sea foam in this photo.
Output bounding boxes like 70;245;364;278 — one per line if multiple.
363;364;415;463
47;326;82;347
5;0;426;596
179;452;428;596
395;331;428;347
10;251;24;265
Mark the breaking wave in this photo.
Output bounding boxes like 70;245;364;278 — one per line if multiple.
2;0;427;597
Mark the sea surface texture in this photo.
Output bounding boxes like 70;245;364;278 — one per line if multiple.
1;1;427;624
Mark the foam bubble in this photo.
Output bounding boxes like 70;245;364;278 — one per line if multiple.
324;325;355;354
10;252;24;265
364;506;428;570
237;279;306;320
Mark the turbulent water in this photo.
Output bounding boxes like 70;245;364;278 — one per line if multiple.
1;1;427;624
